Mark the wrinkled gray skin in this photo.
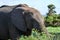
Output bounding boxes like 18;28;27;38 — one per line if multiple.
0;4;50;40
0;4;26;40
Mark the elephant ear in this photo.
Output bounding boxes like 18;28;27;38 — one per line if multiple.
11;8;27;32
23;11;33;30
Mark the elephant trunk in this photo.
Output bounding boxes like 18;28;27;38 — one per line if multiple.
34;12;51;38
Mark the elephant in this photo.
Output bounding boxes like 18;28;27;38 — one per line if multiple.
0;4;50;40
10;4;51;40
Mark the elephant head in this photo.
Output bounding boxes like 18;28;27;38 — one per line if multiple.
11;4;50;37
21;6;50;34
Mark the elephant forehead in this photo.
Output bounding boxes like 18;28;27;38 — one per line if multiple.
16;7;29;11
15;7;25;12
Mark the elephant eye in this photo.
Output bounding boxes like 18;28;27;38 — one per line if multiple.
29;12;33;15
23;11;33;16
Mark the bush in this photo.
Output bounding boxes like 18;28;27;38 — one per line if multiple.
45;14;60;27
19;29;53;40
